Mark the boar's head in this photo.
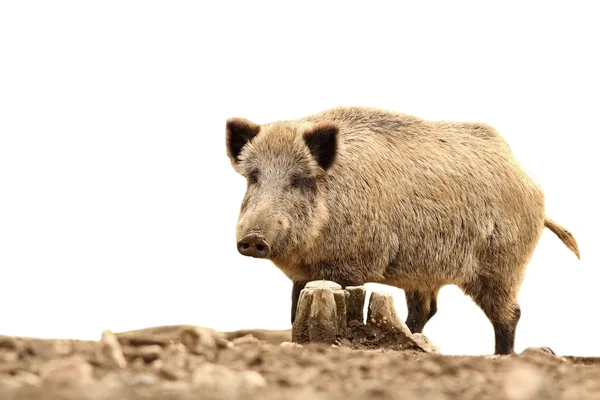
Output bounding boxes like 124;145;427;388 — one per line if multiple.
226;117;337;260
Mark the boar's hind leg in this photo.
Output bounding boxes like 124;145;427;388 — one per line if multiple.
461;276;521;355
291;281;307;324
405;289;440;333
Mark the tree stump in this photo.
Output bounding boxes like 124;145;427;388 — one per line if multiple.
291;280;439;353
367;291;411;337
345;286;366;326
292;280;347;344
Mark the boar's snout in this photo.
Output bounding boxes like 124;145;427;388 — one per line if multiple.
237;232;271;259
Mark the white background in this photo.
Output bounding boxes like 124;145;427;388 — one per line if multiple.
1;1;597;356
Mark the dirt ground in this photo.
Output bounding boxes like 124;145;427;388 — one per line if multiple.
1;325;599;400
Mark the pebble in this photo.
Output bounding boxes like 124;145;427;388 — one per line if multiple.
180;327;218;359
521;347;564;363
159;365;187;381
410;333;441;354
232;334;261;346
101;330;127;369
13;371;42;387
280;341;303;348
150;359;165;370
0;350;19;363
39;355;93;385
162;343;188;370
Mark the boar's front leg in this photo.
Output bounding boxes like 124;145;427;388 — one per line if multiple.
291;281;307;324
405;289;440;333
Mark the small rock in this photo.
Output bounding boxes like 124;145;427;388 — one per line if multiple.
39;355;93;385
232;334;261;346
102;330;127;369
150;359;164;370
162;343;188;370
539;346;556;355
305;280;342;290
242;370;267;390
0;350;19;363
215;336;234;349
159;365;186;381
280;341;302;348
55;340;74;356
521;347;564;363
125;344;162;363
410;333;441;354
13;371;42;387
180;327;218;359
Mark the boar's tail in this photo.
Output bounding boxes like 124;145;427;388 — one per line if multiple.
544;217;580;259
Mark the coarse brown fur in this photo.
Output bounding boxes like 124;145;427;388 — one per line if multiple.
225;106;580;355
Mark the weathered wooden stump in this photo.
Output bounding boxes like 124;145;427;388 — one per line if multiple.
292;280;347;344
292;281;440;353
367;291;412;337
345;286;366;326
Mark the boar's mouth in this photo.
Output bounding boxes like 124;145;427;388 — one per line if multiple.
237;232;271;259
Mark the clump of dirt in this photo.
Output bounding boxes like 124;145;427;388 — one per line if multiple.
342;324;411;352
0;326;599;400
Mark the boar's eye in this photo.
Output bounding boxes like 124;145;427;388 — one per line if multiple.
290;174;310;189
290;175;316;192
248;170;259;185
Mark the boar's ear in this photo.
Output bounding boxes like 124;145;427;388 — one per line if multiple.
303;123;338;171
226;118;260;164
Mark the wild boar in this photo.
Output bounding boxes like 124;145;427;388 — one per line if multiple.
225;106;580;355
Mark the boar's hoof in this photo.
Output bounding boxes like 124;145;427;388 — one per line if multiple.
237;233;270;258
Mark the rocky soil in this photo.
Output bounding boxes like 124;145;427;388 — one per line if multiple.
1;325;600;400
